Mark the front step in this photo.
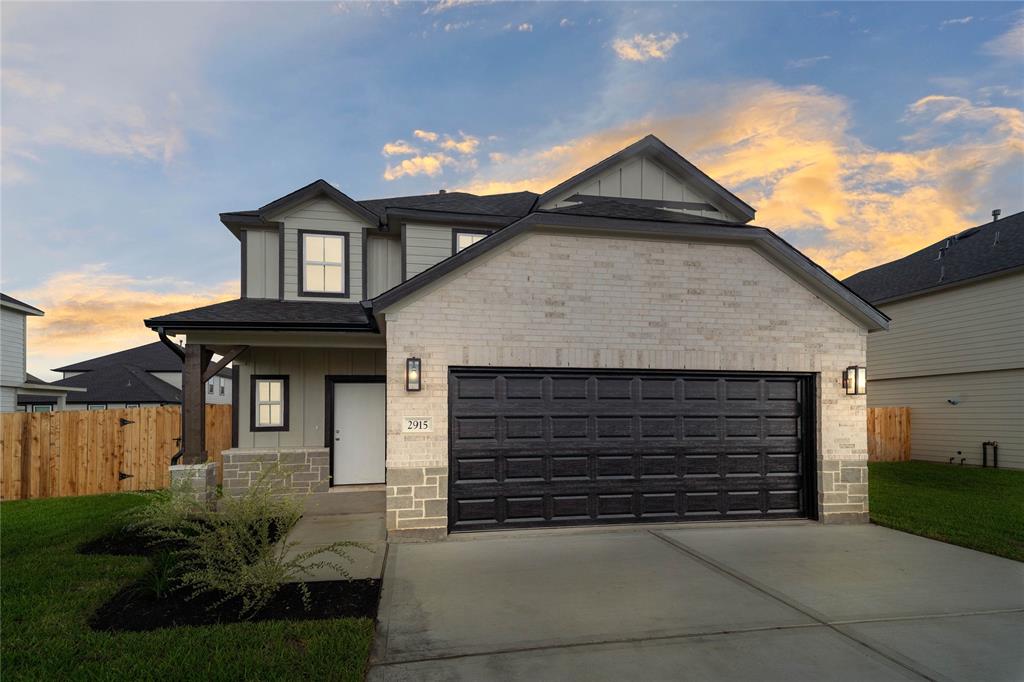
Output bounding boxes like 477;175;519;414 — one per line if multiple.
303;487;385;516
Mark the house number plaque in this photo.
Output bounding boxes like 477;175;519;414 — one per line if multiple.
402;417;433;432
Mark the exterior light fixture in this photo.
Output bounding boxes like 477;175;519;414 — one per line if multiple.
406;357;422;392
843;365;866;395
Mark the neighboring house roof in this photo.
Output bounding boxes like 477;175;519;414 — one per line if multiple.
535;135;756;221
371;211;890;332
22;364;182;405
844;211;1024;304
55;341;188;373
0;292;44;316
145;298;375;332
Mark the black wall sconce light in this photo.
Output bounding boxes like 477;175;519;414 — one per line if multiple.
843;365;866;395
406;357;422;392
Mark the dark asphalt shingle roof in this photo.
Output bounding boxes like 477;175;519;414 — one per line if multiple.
1;293;44;315
27;365;182;404
843;211;1024;304
55;341;186;373
359;191;538;220
542;200;738;225
145;298;373;330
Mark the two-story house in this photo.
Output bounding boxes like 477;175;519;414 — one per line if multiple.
17;341;233;412
146;135;888;540
845;211;1023;470
1;293;82;412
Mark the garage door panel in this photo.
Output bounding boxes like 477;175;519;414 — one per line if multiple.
449;369;814;531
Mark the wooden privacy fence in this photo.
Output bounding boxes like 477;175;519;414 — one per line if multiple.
1;404;231;501
867;406;911;462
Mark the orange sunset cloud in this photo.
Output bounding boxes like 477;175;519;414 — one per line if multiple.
460;82;1023;278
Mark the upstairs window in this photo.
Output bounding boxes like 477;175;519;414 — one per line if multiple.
301;231;347;296
251;375;289;431
453;229;491;254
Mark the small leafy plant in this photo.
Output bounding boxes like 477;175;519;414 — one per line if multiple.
131;550;180;601
125;466;365;617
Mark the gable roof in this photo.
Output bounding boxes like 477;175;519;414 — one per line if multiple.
843;211;1024;304
55;341;187;373
1;293;44;316
535;135;756;222
258;179;381;224
41;364;183;404
369;211;889;332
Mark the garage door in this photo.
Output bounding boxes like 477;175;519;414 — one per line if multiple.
448;368;815;532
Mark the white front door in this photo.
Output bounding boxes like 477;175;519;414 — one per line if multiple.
333;381;386;485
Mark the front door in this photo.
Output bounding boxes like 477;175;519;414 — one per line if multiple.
333;381;386;485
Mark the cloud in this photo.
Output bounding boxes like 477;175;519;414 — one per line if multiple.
443;21;472;32
422;0;486;15
983;14;1024;59
611;32;683;62
559;18;573;28
786;55;831;69
511;22;533;32
1;3;226;180
940;16;973;28
383;152;454;180
439;132;480;154
381;140;420;156
382;129;483;179
457;82;1023;277
11;266;236;380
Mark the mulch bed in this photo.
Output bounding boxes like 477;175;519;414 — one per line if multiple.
89;579;381;632
77;528;156;557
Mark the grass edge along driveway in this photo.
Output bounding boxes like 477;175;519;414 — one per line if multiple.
869;460;1024;562
1;493;373;681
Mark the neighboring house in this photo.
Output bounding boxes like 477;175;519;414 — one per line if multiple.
844;211;1024;470
16;341;232;412
146;134;888;540
1;293;82;412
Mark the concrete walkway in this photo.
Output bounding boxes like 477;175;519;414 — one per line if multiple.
369;523;1024;681
282;512;386;582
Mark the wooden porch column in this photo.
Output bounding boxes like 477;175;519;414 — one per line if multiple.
181;343;208;464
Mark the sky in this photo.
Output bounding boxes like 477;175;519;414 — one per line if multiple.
2;1;1022;380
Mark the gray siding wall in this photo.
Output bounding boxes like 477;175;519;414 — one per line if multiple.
540;156;744;222
367;235;402;297
868;273;1024;380
404;223;453;279
270;198;368;302
235;347;386;450
243;228;280;299
869;369;1024;469
1;307;27;387
1;387;15;412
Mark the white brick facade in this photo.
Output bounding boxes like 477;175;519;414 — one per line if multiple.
384;232;871;535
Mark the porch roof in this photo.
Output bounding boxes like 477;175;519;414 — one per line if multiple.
144;298;376;332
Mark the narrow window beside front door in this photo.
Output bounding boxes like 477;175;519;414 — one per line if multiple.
255;379;284;427
303;233;346;294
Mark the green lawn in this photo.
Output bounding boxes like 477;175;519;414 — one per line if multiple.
869;461;1024;562
1;494;374;681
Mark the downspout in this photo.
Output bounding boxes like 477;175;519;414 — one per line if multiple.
157;328;187;465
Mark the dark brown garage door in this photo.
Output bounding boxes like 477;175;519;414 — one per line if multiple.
448;368;816;532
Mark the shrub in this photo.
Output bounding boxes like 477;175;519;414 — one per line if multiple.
126;467;365;617
131;550;180;600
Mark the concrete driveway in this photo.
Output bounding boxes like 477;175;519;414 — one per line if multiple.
369;523;1024;681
